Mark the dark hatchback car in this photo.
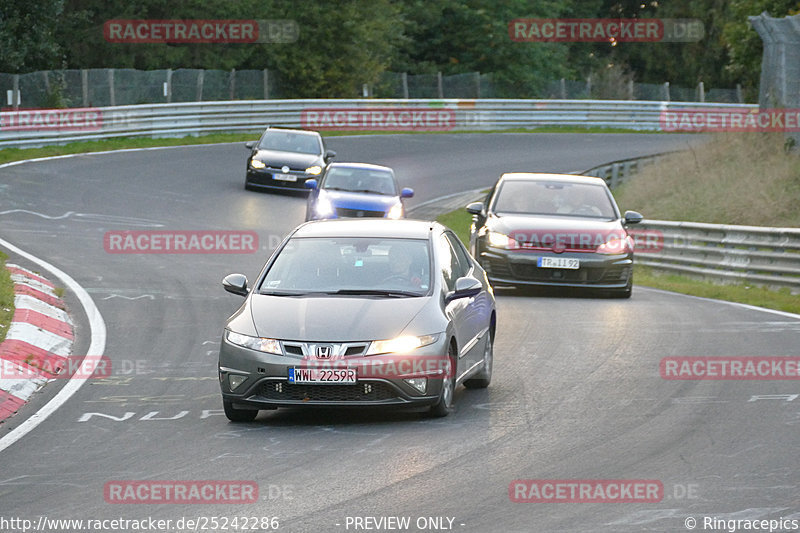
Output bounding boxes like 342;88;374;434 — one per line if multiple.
467;173;642;298
218;219;496;421
244;127;336;192
304;162;414;221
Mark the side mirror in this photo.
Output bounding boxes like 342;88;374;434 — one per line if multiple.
624;210;643;225
446;276;482;303
245;141;256;150
466;201;485;216
401;187;414;198
304;179;318;190
325;150;336;162
223;273;249;296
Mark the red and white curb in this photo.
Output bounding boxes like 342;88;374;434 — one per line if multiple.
0;264;73;423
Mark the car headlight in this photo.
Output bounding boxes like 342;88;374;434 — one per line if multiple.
226;330;282;355
387;203;404;219
366;334;439;355
314;197;335;217
250;159;266;169
487;231;520;249
596;235;633;254
305;165;322;175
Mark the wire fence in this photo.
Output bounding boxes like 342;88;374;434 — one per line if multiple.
0;68;747;109
749;12;800;145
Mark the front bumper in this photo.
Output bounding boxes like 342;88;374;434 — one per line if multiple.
246;168;314;191
218;335;449;410
479;249;633;289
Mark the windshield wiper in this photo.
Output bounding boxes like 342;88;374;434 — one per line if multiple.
329;289;421;297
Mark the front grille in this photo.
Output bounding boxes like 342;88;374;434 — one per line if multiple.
335;207;385;218
508;263;605;283
259;381;398;402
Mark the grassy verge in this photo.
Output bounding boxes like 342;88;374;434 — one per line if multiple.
436;206;800;314
0;126;668;166
0;251;14;344
614;132;800;226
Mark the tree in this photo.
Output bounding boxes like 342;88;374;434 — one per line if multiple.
0;0;64;72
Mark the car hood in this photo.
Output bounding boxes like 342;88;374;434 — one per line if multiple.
321;190;399;211
489;213;624;234
253;149;321;169
247;294;429;342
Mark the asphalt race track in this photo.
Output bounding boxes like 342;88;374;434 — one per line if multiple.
1;133;799;533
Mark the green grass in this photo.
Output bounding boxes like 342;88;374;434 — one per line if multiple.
0;126;671;166
0;251;15;344
436;206;800;314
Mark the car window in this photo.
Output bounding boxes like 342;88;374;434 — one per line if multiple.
445;232;471;276
322;168;396;195
437;233;468;291
492;180;617;219
257;130;321;155
260;237;430;295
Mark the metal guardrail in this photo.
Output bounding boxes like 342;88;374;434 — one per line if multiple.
634;220;800;291
582;157;800;291
0;99;756;149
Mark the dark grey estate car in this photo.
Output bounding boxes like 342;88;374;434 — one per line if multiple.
218;218;496;421
244;127;336;191
468;173;643;298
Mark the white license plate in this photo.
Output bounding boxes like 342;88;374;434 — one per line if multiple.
272;174;297;182
288;367;357;384
537;257;580;269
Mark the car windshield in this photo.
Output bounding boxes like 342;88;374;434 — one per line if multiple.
493;180;617;219
257;130;321;155
259;237;430;296
322;167;396;195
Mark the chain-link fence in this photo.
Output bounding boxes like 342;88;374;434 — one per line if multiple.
749;12;800;145
0;67;747;108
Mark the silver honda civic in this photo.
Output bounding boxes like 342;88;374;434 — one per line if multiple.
217;218;496;421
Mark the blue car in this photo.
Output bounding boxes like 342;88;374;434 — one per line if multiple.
305;162;414;221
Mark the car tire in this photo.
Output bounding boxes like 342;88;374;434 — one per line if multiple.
464;328;493;389
429;343;457;417
613;276;633;299
223;399;258;422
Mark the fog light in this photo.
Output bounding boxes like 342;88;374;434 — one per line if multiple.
404;377;427;394
229;374;247;391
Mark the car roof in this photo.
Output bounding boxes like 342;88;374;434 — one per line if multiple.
265;127;320;137
499;172;608;187
292;218;441;240
326;162;394;174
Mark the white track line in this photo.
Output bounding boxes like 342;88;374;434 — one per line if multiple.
0;237;106;454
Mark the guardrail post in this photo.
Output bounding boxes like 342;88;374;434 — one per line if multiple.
263;69;269;100
698;81;704;102
663;82;670;102
197;70;204;101
475;71;481;98
165;69;172;103
437;71;443;98
736;83;744;103
109;69;116;106
402;72;409;99
560;78;566;99
610;163;621;189
12;74;19;109
628;79;634;100
229;68;236;100
81;69;88;107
